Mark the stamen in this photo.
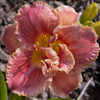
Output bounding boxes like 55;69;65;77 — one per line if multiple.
40;60;44;63
33;42;38;50
40;60;45;66
41;35;49;47
48;34;58;43
44;35;46;39
49;43;52;48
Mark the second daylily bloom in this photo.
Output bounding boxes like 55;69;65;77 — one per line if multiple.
2;1;99;98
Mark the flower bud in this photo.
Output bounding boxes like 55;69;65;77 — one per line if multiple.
91;21;100;36
80;3;98;24
83;21;94;26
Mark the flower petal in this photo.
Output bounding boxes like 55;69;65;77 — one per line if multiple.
7;48;52;97
40;47;59;65
41;59;57;77
54;24;99;74
50;72;82;98
40;47;60;77
56;5;81;26
2;24;20;54
14;1;61;50
58;44;75;73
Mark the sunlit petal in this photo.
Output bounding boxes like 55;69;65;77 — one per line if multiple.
54;24;99;74
14;1;61;50
7;48;52;96
50;72;82;98
40;47;59;65
58;44;75;73
56;5;81;26
41;59;57;77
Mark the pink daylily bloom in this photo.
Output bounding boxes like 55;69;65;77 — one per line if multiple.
2;1;99;98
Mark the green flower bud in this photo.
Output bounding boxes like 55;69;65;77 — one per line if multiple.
80;3;98;24
91;21;100;36
83;21;94;26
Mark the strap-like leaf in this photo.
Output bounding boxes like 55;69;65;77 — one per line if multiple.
10;91;28;100
0;69;7;100
48;98;73;100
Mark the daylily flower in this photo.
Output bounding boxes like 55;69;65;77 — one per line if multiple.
2;1;99;98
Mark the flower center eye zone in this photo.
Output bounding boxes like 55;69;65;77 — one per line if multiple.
31;34;50;64
32;50;43;64
52;42;59;55
32;34;61;63
36;34;50;48
52;39;63;55
32;33;63;64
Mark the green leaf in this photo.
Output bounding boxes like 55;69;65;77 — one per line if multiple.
80;3;98;24
10;92;20;100
19;96;28;100
83;21;94;26
10;91;28;100
48;98;73;100
91;21;100;36
0;69;7;100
